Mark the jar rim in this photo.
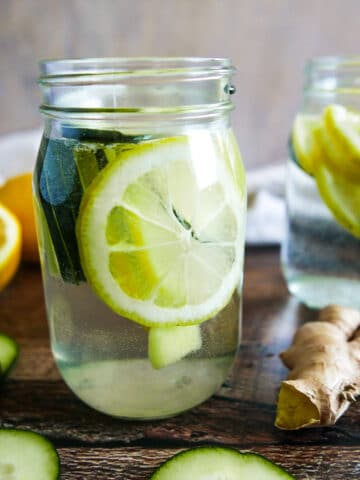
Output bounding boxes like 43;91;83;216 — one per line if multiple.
38;57;235;120
304;55;360;94
306;55;360;72
39;57;234;85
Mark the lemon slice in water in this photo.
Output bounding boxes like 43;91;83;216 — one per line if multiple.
291;106;360;238
315;157;360;238
321;104;360;180
314;105;360;237
291;114;322;175
77;135;245;327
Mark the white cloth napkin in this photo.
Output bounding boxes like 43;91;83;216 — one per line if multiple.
0;130;286;245
0;129;41;185
246;164;286;245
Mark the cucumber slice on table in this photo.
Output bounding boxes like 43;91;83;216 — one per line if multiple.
0;429;60;480
150;447;295;479
0;333;18;378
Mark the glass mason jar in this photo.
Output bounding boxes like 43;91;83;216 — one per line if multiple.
281;56;360;309
34;58;246;419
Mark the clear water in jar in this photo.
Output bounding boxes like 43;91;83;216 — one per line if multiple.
281;159;360;309
34;125;245;418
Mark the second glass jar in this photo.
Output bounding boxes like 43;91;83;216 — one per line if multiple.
282;56;360;309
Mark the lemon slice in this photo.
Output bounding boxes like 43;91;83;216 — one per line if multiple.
290;106;360;237
77;135;245;327
309;104;360;237
0;203;22;290
0;173;38;262
322;104;360;180
291;114;322;175
315;160;360;237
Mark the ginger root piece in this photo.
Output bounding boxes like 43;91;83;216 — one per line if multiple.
275;305;360;430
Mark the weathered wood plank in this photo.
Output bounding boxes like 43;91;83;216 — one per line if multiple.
11;344;59;380
57;445;360;480
0;380;358;446
0;265;47;339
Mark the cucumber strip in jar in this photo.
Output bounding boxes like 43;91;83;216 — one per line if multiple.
34;130;151;284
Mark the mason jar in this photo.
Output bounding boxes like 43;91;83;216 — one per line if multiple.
281;56;360;309
34;57;246;419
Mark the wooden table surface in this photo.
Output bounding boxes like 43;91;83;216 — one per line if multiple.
0;246;359;479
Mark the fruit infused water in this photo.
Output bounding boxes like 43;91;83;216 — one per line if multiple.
34;58;246;418
282;58;360;309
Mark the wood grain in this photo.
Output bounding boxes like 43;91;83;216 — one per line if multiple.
0;378;358;447
1;0;360;168
57;446;360;480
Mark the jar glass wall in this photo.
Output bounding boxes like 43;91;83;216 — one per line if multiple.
281;56;360;309
34;58;246;419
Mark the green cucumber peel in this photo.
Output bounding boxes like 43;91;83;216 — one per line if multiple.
0;333;18;379
61;126;152;144
150;446;296;479
35;137;86;283
35;133;152;285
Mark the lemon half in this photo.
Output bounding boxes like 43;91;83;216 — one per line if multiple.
0;203;22;290
0;173;38;262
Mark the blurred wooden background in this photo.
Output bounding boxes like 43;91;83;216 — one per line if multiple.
1;0;360;168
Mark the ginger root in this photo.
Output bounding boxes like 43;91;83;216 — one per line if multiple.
275;305;360;430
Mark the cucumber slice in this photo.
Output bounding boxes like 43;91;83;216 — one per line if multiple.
0;333;18;378
34;138;111;283
33;195;60;278
150;447;295;479
148;325;202;369
34;134;150;284
0;429;59;479
73;143;104;191
61;126;152;144
34;137;87;283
